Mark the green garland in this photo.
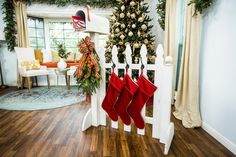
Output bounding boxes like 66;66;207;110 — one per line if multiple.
156;0;213;31
26;0;117;8
188;0;213;16
2;0;117;51
2;0;17;52
156;0;166;30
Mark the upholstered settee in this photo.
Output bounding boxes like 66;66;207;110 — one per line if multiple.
34;49;79;86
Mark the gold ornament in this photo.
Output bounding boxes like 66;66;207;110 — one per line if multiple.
111;34;115;38
128;31;133;36
141;24;147;31
120;13;125;18
131;13;136;19
121;24;126;28
138;31;141;37
132;24;136;28
115;28;120;33
138;17;144;22
121;5;125;11
133;42;139;48
130;1;136;7
111;15;116;21
120;34;125;40
144;39;148;44
127;12;131;17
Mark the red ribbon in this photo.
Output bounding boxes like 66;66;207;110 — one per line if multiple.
86;4;91;22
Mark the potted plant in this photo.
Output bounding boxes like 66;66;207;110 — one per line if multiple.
55;40;71;70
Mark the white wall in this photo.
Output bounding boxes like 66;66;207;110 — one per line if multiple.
200;0;236;154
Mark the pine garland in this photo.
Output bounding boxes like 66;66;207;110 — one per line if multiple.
2;0;117;51
188;0;213;16
156;0;166;30
2;0;17;51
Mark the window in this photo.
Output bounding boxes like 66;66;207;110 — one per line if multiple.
27;17;46;49
49;22;89;53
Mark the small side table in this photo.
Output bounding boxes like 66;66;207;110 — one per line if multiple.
54;68;70;87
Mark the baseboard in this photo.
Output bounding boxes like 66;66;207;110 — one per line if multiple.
202;121;236;155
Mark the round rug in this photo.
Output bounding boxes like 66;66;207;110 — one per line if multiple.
0;87;85;111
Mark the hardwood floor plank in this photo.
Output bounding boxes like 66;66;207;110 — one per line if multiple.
0;87;235;157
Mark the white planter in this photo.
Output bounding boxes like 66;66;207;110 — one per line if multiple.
57;58;67;70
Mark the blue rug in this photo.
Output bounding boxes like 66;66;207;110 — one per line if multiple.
0;87;85;111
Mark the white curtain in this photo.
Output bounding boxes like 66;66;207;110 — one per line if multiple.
173;0;202;128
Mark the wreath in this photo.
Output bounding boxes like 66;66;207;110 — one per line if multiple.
74;36;101;98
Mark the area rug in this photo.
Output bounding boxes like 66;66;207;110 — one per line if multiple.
0;87;85;111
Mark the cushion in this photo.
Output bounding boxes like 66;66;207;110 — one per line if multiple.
66;52;75;62
41;62;80;68
34;49;43;63
52;51;61;62
42;49;52;63
20;60;41;70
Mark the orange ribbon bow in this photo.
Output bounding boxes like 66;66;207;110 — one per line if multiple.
74;36;101;79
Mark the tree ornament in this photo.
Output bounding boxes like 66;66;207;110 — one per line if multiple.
120;13;125;18
132;24;136;28
127;12;131;17
131;13;136;19
120;34;125;40
137;10;141;15
138;31;141;37
121;5;125;11
119;41;124;45
115;28;120;33
130;1;136;7
138;17;144;22
121;23;126;28
140;2;144;7
128;31;133;37
133;42;139;48
111;33;115;38
111;15;116;21
144;39;148;44
141;24;147;31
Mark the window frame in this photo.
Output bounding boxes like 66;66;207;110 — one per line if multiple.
27;16;46;49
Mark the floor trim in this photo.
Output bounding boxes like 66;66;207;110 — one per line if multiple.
202;121;236;155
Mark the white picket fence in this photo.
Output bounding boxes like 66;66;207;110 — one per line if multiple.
81;39;174;155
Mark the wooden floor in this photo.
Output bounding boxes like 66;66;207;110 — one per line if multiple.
0;87;234;157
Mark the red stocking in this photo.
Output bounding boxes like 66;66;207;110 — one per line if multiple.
127;74;157;129
114;74;138;125
102;72;124;121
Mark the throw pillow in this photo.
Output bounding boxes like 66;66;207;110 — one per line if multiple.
34;49;43;63
20;60;41;70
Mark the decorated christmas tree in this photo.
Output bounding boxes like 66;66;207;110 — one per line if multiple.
105;0;156;64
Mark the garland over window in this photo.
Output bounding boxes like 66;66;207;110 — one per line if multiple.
2;0;117;51
2;0;17;51
188;0;213;16
156;0;166;31
156;0;213;31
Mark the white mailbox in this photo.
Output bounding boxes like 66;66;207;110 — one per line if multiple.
72;10;109;35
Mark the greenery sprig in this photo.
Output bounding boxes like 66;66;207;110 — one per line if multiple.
2;0;17;51
188;0;213;16
2;0;117;51
156;0;166;30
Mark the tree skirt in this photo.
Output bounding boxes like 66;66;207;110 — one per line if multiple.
0;87;85;111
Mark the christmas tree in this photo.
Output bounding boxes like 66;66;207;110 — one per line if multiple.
105;0;156;64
